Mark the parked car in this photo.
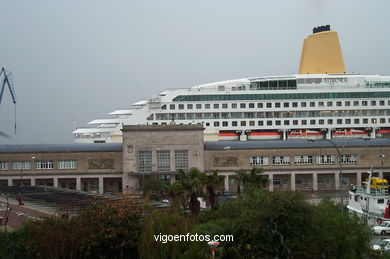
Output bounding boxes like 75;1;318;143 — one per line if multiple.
373;221;390;235
372;239;390;253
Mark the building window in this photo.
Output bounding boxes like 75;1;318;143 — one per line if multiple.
57;160;77;169
336;101;342;106
354;119;360;124
371;100;376;106
272;156;290;165
273;179;281;185
159;174;171;184
301;102;306;107
266;103;272;108
328;119;333;124
249;121;255;126
310;120;316;125
232;121;238;126
187;104;193;109
294;155;312;165
196;104;202;109
337;119;343;124
345;101;350;106
275;103;281;108
310;102;315;107
317;155;335;164
170;104;175;110
231;103;237;109
0;161;8;170
240;103;246;108
319;119;324;125
353;101;359;106
179;104;184;110
301;120;307;125
249;103;255;108
157;150;170;172
35;161;54;169
267;121;272;126
380;100;385;106
250;156;268;165
139;151;152;172
12;161;31;170
214;121;220;127
222;103;228;109
213;104;219;109
363;118;368;124
292;102;298;107
175;150;188;171
362;101;367;106
205;104;211;109
327;101;333;107
284;102;289;108
257;103;263;108
284;120;290;126
276;120;281;126
340;154;357;164
222;121;228;127
258;121;263;126
241;121;246;126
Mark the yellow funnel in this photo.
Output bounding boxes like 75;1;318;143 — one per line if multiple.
298;26;346;74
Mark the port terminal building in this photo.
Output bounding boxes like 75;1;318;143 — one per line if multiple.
1;125;389;195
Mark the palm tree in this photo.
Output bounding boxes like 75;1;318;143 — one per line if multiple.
177;168;205;216
202;171;224;210
235;167;268;195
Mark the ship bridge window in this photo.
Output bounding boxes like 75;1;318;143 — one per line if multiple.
378;199;385;204
260;81;268;89
279;81;287;89
269;81;277;89
218;85;225;91
288;80;297;88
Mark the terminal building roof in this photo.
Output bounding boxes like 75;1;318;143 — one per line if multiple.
0;143;123;153
204;138;390;150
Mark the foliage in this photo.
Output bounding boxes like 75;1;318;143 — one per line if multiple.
0;194;144;259
235;167;267;195
181;190;372;259
139;206;196;259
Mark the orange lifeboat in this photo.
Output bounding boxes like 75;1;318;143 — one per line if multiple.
218;132;239;141
248;131;281;140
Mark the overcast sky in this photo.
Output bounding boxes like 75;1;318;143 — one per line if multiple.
0;0;389;144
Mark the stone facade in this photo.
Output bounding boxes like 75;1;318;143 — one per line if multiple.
121;124;204;191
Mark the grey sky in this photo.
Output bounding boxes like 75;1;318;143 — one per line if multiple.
0;0;389;144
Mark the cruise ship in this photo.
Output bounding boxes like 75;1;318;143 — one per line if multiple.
73;25;390;143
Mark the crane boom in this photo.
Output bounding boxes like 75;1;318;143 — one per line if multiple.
0;67;17;136
0;67;16;105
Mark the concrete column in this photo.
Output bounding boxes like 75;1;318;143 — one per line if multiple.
170;175;176;184
53;177;58;188
371;127;376;138
356;172;362;188
30;177;36;187
7;178;12;186
283;130;287;140
170;150;175;172
290;173;296;191
313;172;318;191
379;169;384;179
224;175;229;191
326;129;332;139
152;150;158;172
268;173;273;191
76;177;81;191
335;171;340;190
99;177;104;194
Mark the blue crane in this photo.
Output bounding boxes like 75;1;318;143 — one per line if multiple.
0;67;16;137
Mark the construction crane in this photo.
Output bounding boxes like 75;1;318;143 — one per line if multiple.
0;67;16;137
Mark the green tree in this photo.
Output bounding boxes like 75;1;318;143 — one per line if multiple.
202;171;224;210
235;167;267;195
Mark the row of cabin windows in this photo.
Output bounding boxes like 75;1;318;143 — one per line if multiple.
0;160;78;171
155;109;390;120
206;118;388;127
162;100;390;110
250;155;357;166
172;91;390;102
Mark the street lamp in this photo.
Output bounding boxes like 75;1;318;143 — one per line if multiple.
309;138;370;210
379;154;385;178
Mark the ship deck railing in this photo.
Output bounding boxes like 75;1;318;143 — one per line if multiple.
354;188;389;196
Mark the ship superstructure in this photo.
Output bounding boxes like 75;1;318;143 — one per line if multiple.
73;25;390;143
